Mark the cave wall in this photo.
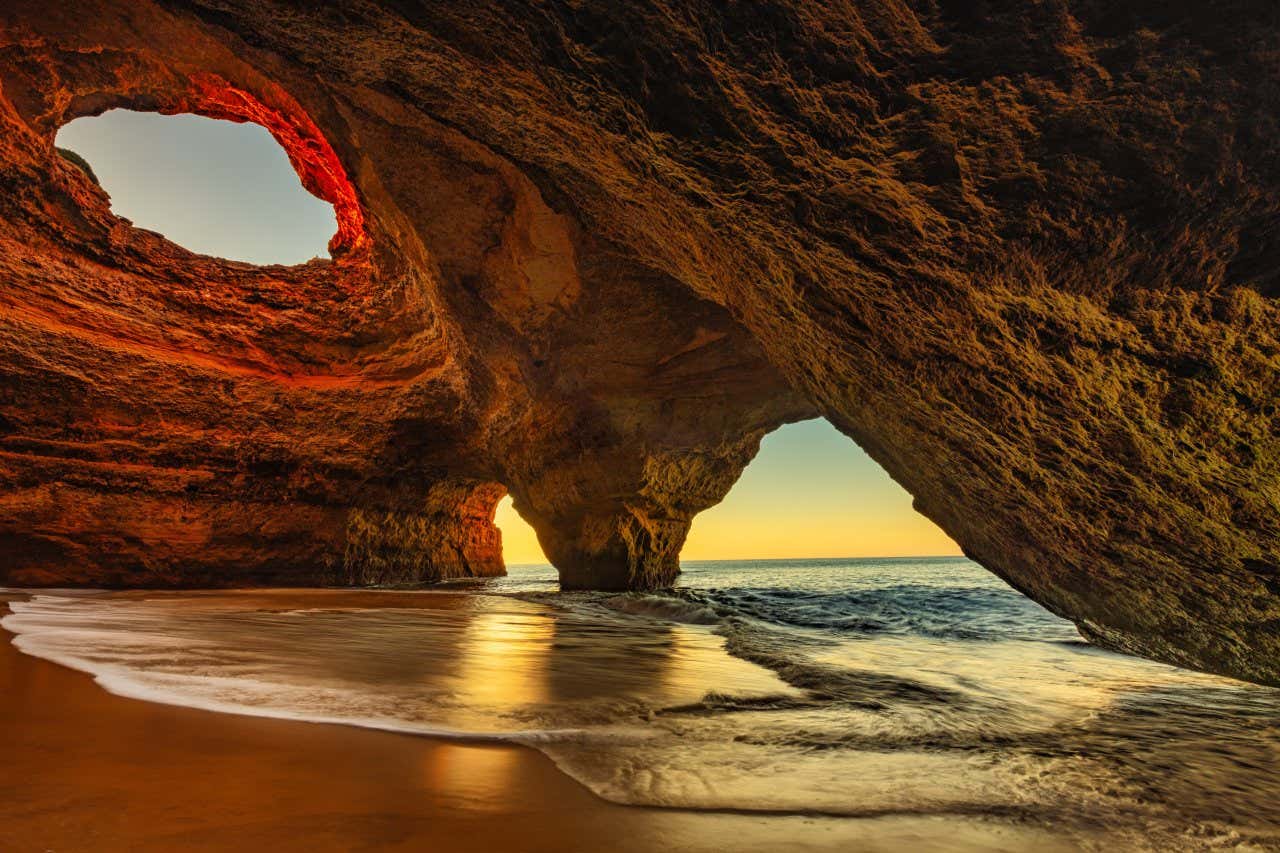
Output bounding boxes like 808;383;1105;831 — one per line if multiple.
1;0;1279;684
0;0;810;589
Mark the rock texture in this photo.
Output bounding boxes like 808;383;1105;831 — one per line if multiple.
0;1;1278;683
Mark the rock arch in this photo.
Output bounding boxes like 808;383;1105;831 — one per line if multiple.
1;0;1278;685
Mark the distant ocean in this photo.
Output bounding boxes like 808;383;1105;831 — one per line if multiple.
4;557;1278;850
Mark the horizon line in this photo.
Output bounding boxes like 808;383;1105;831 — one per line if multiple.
503;553;969;568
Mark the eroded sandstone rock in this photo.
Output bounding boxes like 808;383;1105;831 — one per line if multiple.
0;0;1278;684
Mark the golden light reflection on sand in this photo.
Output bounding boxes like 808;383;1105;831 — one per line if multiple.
420;744;525;812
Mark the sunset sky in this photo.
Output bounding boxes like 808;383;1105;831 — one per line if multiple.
59;110;959;564
496;417;959;563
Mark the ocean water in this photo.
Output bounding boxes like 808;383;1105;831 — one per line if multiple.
4;557;1279;850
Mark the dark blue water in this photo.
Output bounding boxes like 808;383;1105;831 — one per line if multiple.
682;557;1081;641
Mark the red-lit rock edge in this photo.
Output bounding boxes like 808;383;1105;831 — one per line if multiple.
170;72;367;255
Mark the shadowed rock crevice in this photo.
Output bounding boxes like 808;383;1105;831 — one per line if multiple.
1;0;1279;685
340;482;506;586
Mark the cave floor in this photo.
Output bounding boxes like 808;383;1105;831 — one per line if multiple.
0;597;1074;853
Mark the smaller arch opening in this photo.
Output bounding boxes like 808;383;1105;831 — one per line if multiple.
56;109;339;266
682;419;961;560
494;494;548;567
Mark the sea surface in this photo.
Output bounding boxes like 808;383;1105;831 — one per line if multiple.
4;557;1279;850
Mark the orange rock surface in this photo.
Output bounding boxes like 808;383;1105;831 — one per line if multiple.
1;1;1278;684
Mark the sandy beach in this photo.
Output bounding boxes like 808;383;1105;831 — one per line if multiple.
0;593;1080;853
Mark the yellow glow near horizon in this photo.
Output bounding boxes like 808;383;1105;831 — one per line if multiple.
493;419;960;564
493;497;549;565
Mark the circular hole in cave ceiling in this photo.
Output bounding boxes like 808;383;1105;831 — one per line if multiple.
56;109;337;266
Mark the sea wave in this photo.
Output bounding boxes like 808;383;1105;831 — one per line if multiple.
674;584;1079;642
601;594;723;625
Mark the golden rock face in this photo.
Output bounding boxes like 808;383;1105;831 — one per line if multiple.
1;0;1278;684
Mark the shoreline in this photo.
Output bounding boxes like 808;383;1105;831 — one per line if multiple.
0;594;1074;852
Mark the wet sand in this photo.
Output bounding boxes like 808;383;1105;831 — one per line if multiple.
0;598;1073;852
